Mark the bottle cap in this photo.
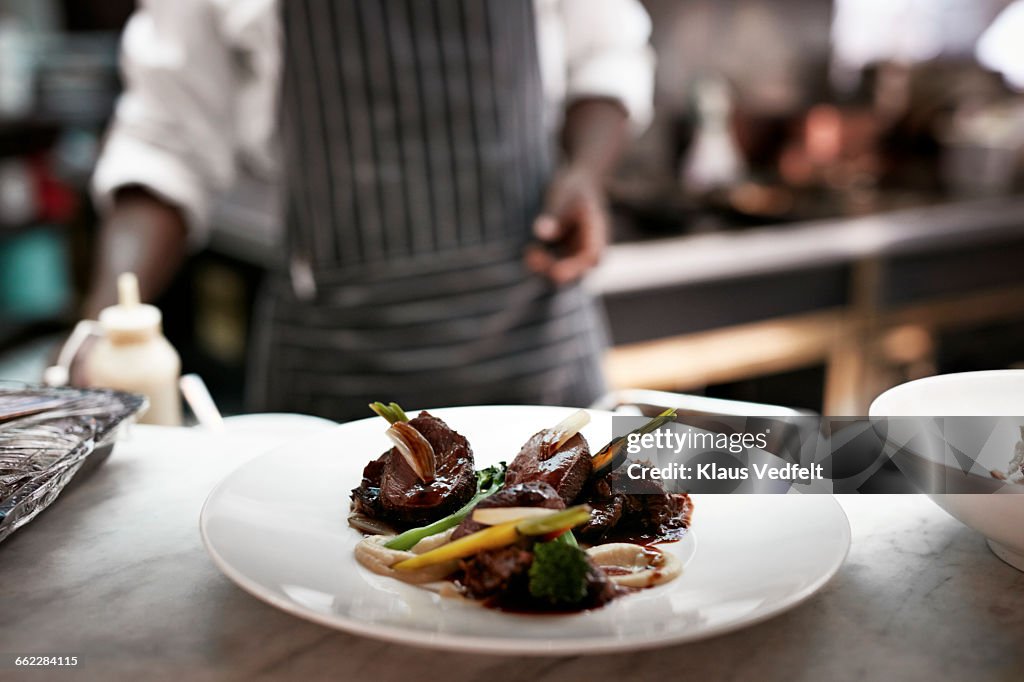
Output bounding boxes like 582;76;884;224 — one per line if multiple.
98;273;162;339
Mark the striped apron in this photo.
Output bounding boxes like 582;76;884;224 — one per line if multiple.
249;0;608;422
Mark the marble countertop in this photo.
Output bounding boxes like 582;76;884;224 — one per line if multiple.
2;423;1022;682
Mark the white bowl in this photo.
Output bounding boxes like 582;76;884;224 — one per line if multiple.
869;370;1024;571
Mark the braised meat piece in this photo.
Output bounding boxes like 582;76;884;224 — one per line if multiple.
460;544;621;610
350;411;475;527
583;561;622;608
350;456;386;519
460;546;534;599
505;431;592;503
452;481;564;540
580;467;692;543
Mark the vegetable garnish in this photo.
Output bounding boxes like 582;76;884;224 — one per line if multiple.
392;520;522;570
541;409;591;455
383;463;506;551
386;421;436;483
586;543;682;589
528;540;591;605
369;401;409;424
516;505;592;536
554;528;579;548
591;408;677;477
471;506;553;525
347;513;396;536
392;505;592;571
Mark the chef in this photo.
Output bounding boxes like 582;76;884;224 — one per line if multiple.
85;0;654;421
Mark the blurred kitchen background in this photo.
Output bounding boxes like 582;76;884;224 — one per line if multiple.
2;0;1023;415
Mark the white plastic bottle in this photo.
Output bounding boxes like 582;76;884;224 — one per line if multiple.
85;273;183;426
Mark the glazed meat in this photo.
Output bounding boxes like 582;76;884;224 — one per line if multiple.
505;431;592;503
460;545;620;609
350;456;387;519
581;561;622;608
452;482;564;540
579;467;692;543
461;546;533;599
350;411;475;527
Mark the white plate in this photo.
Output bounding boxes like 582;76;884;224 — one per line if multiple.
201;405;850;655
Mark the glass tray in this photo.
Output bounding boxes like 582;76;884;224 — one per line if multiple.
0;383;147;544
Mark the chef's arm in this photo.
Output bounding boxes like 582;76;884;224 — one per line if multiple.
87;0;240;315
82;187;188;318
555;0;654;168
527;99;628;284
527;0;654;283
562;98;630;180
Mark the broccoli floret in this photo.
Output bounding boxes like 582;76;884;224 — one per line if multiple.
528;539;591;605
476;462;506;494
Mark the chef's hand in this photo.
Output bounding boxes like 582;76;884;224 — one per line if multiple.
63;186;188;387
526;167;610;285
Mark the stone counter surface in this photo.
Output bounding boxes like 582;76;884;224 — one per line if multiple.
1;424;1022;682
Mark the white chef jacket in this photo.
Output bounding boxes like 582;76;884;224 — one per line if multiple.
976;0;1024;91
91;0;655;243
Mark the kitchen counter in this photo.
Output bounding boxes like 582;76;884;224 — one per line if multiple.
1;424;1022;681
591;195;1024;297
591;195;1024;345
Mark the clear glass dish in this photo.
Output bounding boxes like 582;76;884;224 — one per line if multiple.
0;383;146;544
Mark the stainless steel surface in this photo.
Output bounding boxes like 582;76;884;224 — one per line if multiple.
591;388;811;418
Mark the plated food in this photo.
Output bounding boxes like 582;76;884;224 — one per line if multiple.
348;403;692;612
201;405;851;653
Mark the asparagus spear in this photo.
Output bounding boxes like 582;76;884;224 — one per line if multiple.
393;505;592;571
591;408;678;477
369;401;409;424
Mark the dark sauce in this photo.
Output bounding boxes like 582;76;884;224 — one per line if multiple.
601;566;634;577
587;493;693;546
483;583;632;615
595;524;688;546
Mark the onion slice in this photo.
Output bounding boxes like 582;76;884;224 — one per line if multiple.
586;543;682;588
542;409;591;454
347;513;396;536
386;421;436;483
471;506;556;526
